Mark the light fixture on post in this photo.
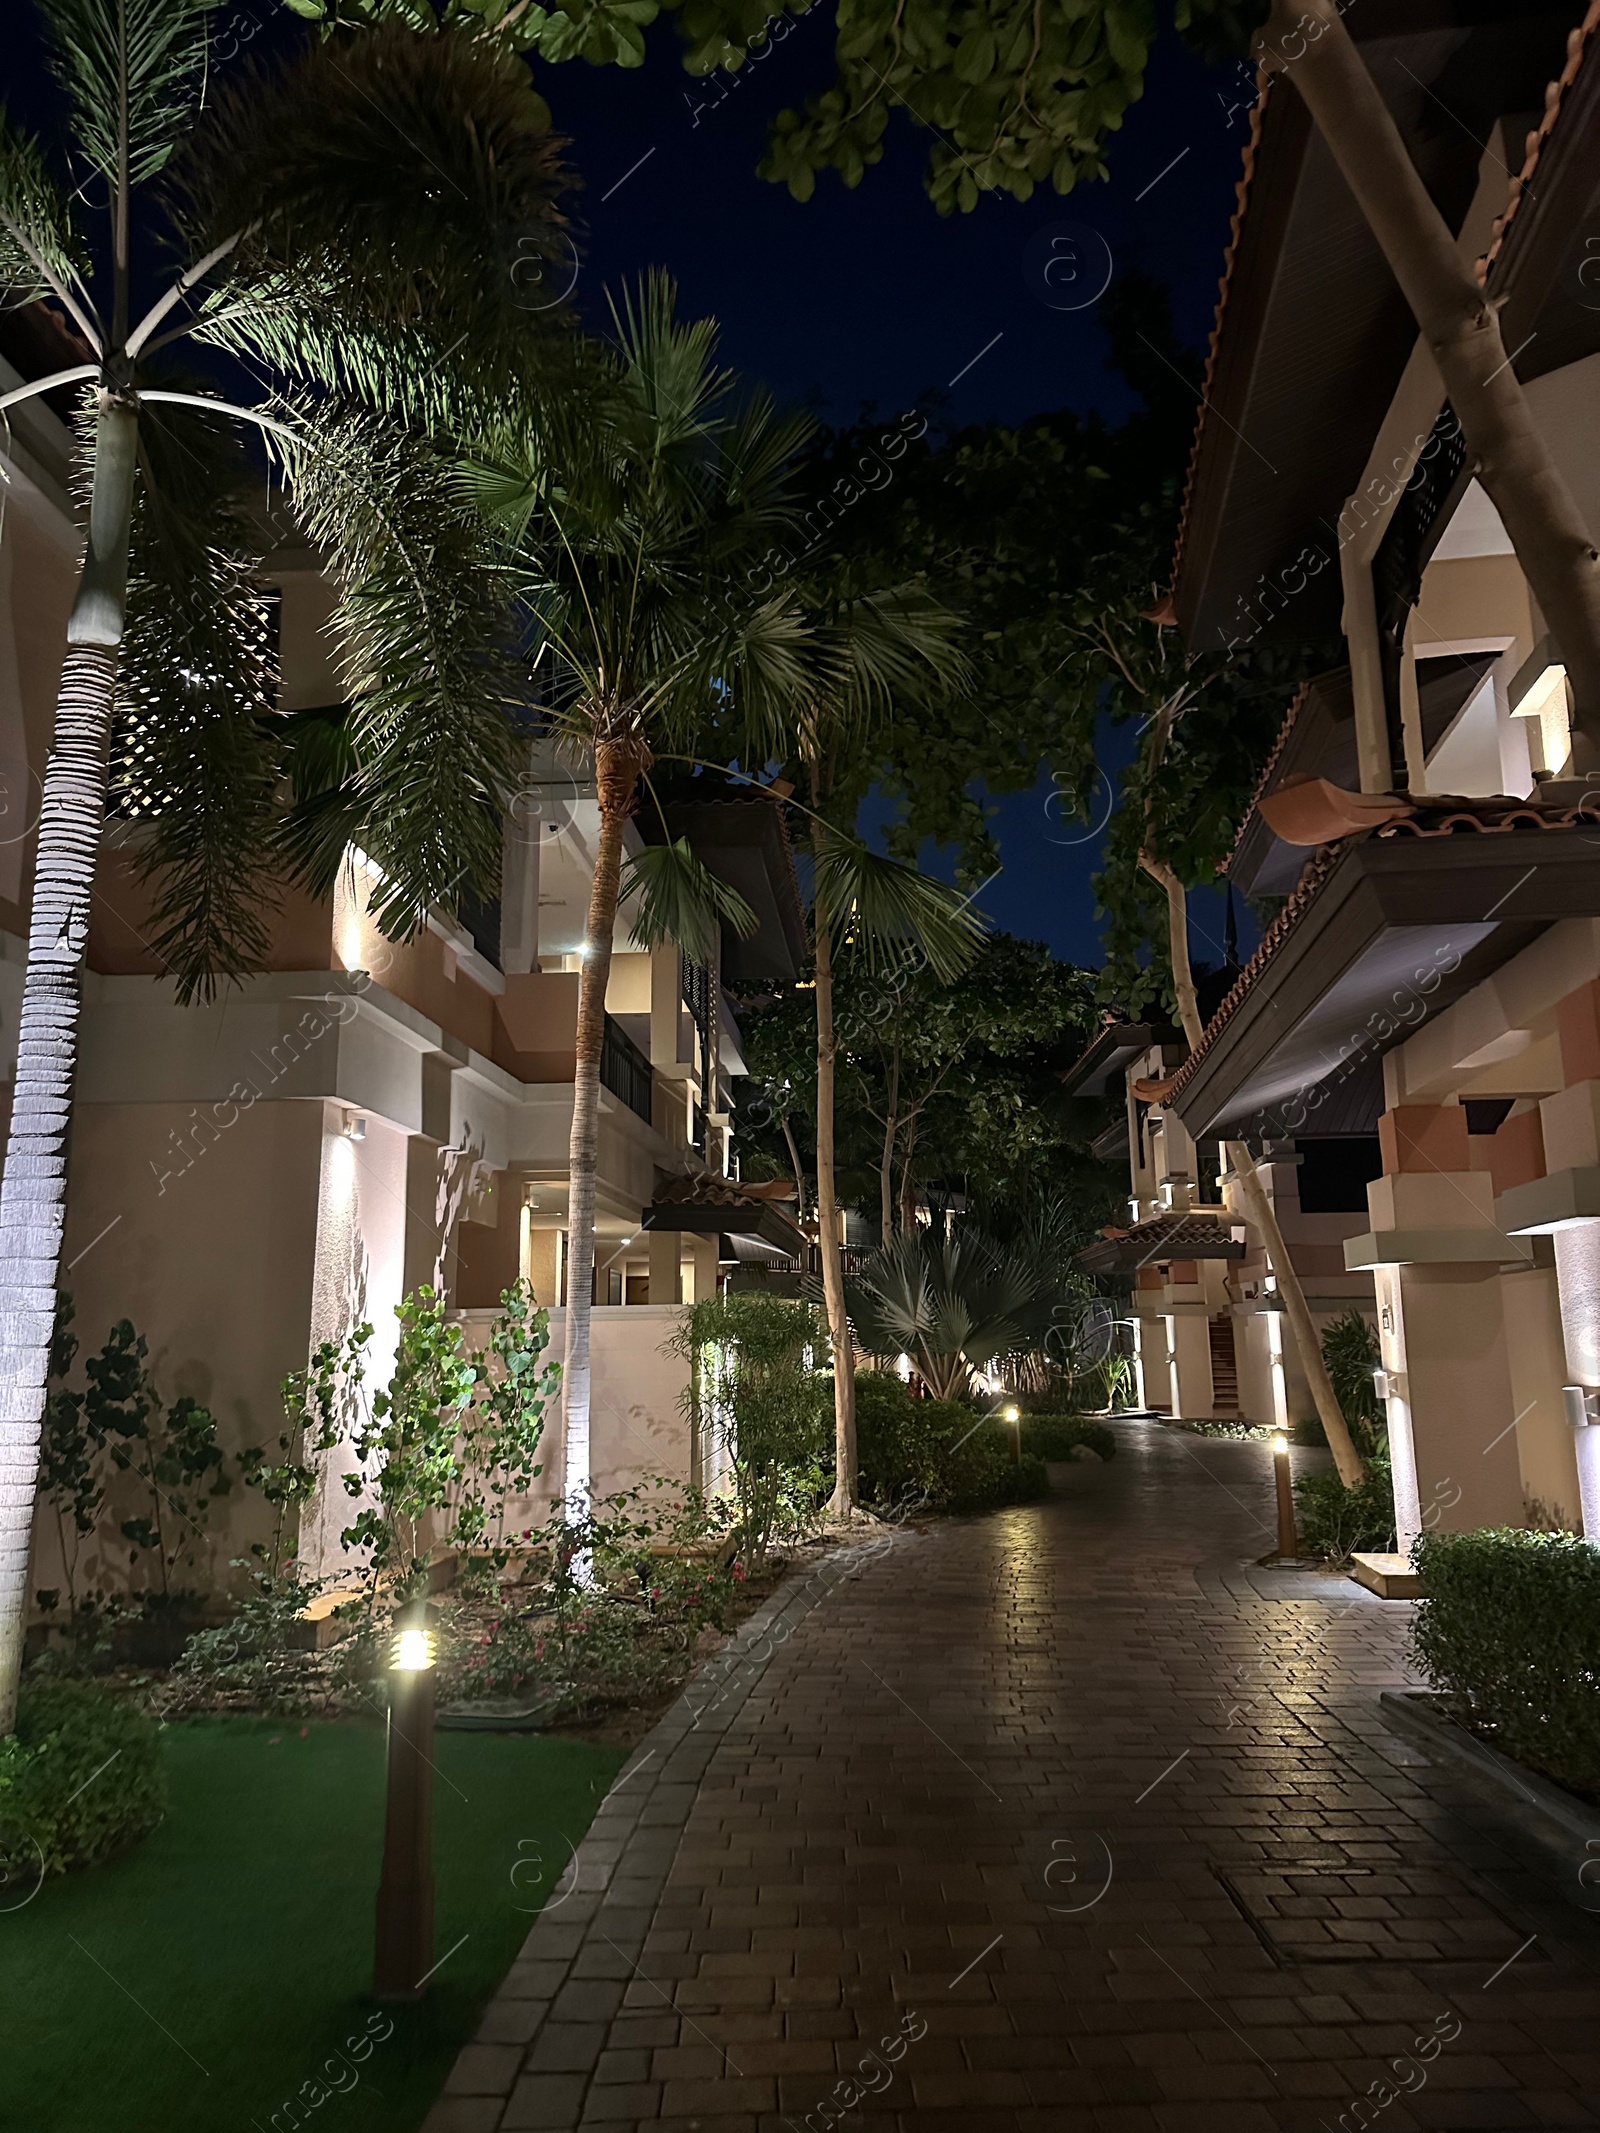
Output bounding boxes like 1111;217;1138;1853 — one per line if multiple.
1272;1432;1298;1561
374;1598;438;2000
1001;1402;1021;1464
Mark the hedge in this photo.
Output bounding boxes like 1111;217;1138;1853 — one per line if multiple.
1411;1527;1600;1800
855;1375;1049;1513
0;1675;167;1883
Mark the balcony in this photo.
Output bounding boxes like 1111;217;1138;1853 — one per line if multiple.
600;1014;653;1123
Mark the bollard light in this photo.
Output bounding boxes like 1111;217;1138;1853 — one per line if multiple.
1272;1432;1298;1561
1002;1402;1021;1463
374;1600;438;2000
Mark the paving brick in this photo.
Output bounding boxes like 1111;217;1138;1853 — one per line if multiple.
421;1435;1600;2133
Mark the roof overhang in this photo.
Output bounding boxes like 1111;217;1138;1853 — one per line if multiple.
1168;828;1600;1141
1076;1217;1247;1278
1172;4;1587;652
1058;1022;1182;1099
642;1197;805;1255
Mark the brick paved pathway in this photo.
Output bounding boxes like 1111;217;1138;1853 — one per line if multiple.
429;1419;1600;2133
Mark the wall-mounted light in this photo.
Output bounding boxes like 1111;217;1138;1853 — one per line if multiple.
1509;636;1572;778
342;1110;367;1142
1562;1385;1600;1431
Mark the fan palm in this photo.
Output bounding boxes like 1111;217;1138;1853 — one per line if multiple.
0;4;570;1728
468;274;818;1513
846;1228;1060;1403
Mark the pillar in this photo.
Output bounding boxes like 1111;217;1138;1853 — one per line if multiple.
647;1229;682;1307
1360;1105;1525;1545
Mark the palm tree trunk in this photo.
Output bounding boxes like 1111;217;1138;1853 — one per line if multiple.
0;395;137;1732
560;733;644;1516
1141;850;1366;1490
1258;0;1600;742
812;828;857;1519
878;1046;899;1249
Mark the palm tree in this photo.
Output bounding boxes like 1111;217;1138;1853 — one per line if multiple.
469;275;817;1515
847;1228;1059;1403
0;6;569;1728
768;574;983;1514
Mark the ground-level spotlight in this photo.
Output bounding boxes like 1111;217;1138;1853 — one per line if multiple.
374;1598;437;2000
1272;1431;1298;1561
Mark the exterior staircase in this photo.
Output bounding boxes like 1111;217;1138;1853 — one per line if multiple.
1208;1313;1240;1416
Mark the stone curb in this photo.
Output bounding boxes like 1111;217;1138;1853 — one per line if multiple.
422;1526;912;2133
1379;1688;1600;1904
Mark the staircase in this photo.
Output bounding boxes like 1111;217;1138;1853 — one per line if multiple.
1208;1314;1240;1417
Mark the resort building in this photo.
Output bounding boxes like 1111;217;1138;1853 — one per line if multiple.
1154;0;1600;1541
0;310;806;1598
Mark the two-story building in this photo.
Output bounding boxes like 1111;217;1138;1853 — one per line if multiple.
1154;0;1600;1546
0;307;806;1599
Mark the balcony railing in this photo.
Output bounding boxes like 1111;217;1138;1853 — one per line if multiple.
600;1015;653;1123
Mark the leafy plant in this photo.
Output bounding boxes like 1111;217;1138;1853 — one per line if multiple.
321;1283;558;1595
36;1296;101;1619
1293;1454;1396;1563
37;1306;232;1610
163;1560;333;1718
672;1293;831;1565
1321;1308;1384;1458
1411;1528;1600;1801
854;1374;1048;1513
0;1676;166;1881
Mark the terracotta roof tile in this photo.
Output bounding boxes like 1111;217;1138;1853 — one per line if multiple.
1477;3;1600;287
1168;74;1271;609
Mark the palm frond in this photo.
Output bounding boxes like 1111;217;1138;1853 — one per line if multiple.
811;840;984;984
271;396;524;936
170;25;575;429
607;271;730;462
40;0;217;190
620;836;758;964
0;108;87;304
112;392;281;1000
811;579;973;724
846;1230;1058;1400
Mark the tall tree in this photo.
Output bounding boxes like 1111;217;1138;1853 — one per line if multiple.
468;276;811;1515
0;8;568;1730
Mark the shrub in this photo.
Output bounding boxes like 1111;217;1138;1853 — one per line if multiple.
162;1561;335;1717
671;1295;831;1564
1294;1454;1397;1561
1322;1306;1384;1456
856;1376;1049;1513
1411;1527;1600;1799
1021;1415;1116;1461
0;1676;166;1883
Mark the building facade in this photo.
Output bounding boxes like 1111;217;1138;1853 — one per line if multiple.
0;317;805;1604
1161;0;1600;1542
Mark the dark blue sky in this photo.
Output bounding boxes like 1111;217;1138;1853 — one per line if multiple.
536;25;1255;967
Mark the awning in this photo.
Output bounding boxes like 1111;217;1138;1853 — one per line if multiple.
642;1174;807;1258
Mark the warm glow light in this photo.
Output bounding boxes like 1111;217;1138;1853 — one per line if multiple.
391;1628;436;1672
1272;1432;1288;1456
1002;1404;1020;1424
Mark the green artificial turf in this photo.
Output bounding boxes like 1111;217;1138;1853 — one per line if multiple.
0;1715;627;2133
